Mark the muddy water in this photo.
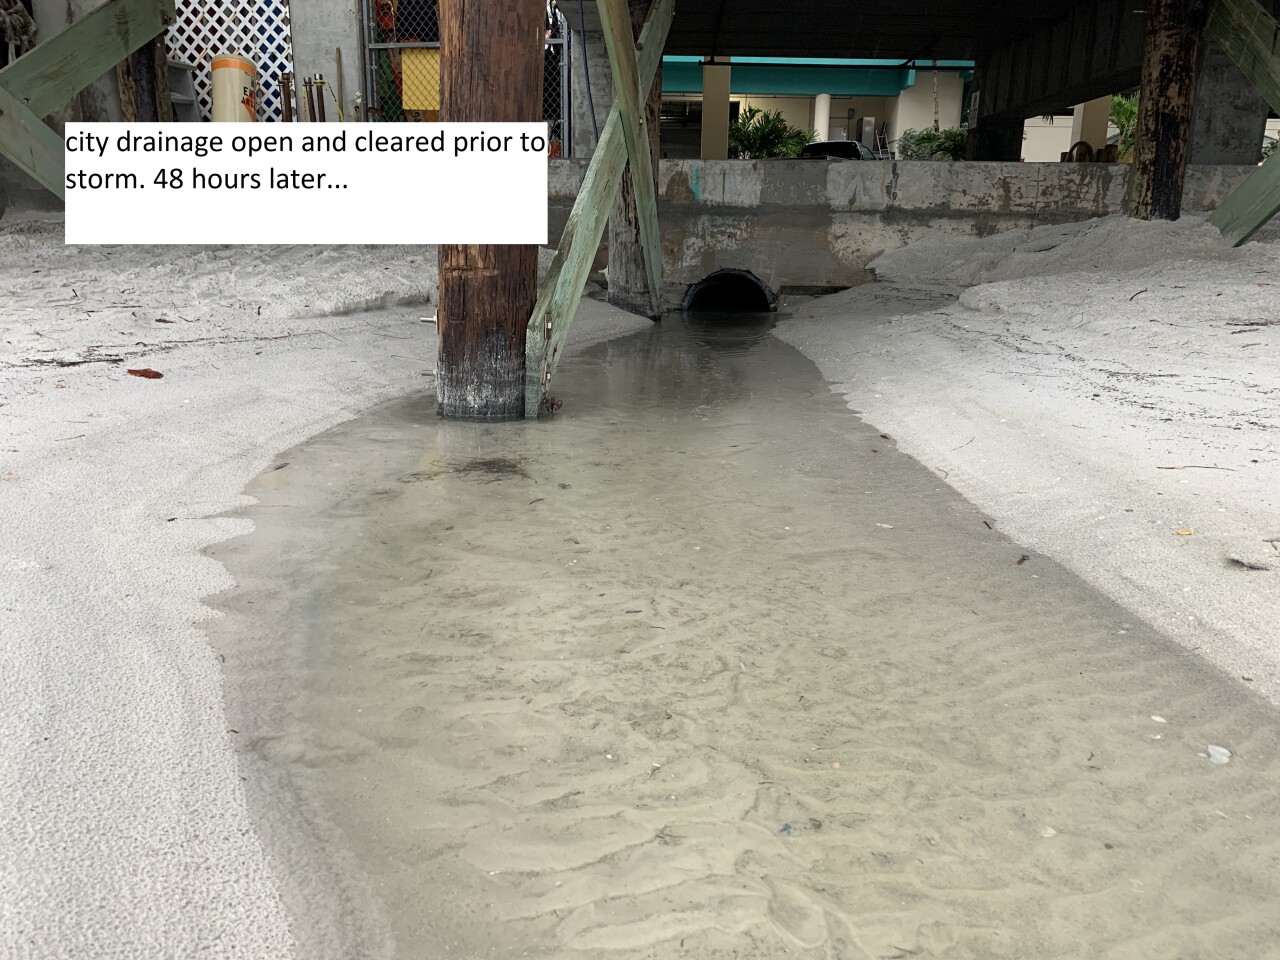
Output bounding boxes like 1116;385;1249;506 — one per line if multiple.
208;313;1280;960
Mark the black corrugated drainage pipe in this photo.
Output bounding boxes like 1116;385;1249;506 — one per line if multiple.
681;269;777;313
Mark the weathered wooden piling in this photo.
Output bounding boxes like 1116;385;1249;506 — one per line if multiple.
437;0;544;421
116;38;173;122
606;0;663;318
1129;0;1211;220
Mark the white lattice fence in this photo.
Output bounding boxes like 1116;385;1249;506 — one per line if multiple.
166;0;294;121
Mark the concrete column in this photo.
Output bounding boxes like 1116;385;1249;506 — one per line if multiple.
1190;40;1269;166
1070;96;1111;151
813;93;831;140
701;61;731;160
565;2;614;159
887;96;903;155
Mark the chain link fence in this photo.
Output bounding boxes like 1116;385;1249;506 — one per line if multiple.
544;5;569;155
362;0;571;154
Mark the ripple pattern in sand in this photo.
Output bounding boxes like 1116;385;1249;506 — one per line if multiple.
209;325;1280;960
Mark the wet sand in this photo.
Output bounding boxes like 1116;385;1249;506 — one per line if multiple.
207;315;1280;960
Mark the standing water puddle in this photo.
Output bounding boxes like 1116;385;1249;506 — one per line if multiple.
208;312;1280;960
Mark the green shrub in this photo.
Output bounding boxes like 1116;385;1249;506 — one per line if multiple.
897;125;968;161
728;107;814;159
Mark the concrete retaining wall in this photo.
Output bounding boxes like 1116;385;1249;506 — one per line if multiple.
548;159;1255;305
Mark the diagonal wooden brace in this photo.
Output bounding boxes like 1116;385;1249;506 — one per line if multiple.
596;0;664;319
0;82;65;198
524;0;673;417
1206;0;1280;113
1210;146;1280;246
0;0;175;120
1207;0;1280;244
0;0;175;201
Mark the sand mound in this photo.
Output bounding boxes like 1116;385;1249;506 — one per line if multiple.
0;215;440;368
776;216;1280;706
869;214;1254;288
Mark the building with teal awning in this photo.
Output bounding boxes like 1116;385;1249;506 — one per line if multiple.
657;57;975;158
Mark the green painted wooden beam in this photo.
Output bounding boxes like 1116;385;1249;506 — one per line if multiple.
1210;152;1280;244
1206;0;1280;244
1207;0;1280;113
596;0;663;318
0;0;174;201
0;0;175;120
525;0;673;417
522;132;630;416
0;82;67;199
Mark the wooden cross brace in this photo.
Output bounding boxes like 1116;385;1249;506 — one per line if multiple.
525;0;673;417
1206;0;1280;244
596;0;664;318
0;0;175;201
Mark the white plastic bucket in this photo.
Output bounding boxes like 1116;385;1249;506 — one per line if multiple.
211;55;256;122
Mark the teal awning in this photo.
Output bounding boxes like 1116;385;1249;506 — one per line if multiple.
662;56;975;68
661;56;974;97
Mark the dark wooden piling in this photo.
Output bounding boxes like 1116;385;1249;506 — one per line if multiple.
437;0;544;421
116;38;173;122
1129;0;1211;220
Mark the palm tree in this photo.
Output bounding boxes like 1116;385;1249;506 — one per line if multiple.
1110;93;1139;162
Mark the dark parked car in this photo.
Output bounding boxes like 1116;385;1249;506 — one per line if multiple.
798;140;875;160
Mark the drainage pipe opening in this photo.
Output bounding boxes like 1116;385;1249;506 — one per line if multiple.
682;269;776;313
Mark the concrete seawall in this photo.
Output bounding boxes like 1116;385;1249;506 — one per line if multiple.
4;156;1251;308
548;159;1254;305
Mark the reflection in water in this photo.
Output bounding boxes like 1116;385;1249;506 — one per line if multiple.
678;310;779;351
566;311;783;415
209;311;1280;960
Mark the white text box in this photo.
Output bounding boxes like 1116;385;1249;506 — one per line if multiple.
64;122;549;245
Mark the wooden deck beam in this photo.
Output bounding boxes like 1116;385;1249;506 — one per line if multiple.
524;0;673;417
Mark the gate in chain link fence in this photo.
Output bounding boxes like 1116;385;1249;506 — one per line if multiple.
360;0;571;155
